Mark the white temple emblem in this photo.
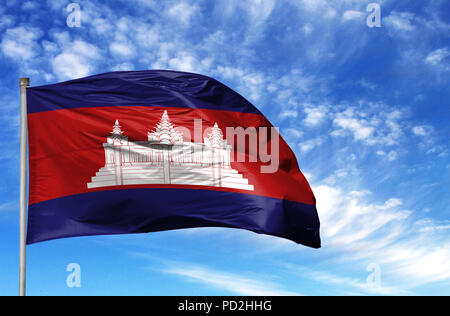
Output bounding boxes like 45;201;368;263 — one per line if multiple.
87;111;254;191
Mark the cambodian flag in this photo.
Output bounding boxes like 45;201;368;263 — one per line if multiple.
26;70;320;248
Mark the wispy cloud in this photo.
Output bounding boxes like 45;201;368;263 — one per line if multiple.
384;11;416;32
164;264;301;296
0;200;18;213
284;264;407;295
1;26;43;61
415;218;450;233
52;39;102;81
330;104;405;147
299;137;324;153
165;1;200;27
412;125;433;137
302;105;328;127
424;48;450;71
342;10;364;22
312;182;450;288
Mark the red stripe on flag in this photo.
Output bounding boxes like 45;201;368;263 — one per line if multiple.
28;106;315;206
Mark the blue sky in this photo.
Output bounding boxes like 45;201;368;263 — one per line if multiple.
0;0;449;296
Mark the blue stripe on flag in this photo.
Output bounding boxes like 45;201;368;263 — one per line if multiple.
27;70;262;115
27;188;321;248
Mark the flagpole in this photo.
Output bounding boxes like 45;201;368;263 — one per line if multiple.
19;77;29;297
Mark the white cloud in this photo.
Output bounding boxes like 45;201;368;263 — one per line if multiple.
333;112;375;141
165;264;300;296
412;125;433;136
279;110;298;120
312;182;450;286
160;51;213;76
241;73;265;102
281;128;303;140
168;53;198;73
51;40;101;81
244;0;276;26
322;168;350;186
315;184;410;247
218;65;245;81
377;150;399;161
211;0;276;44
134;24;159;49
52;53;91;80
331;106;405;147
165;1;199;26
42;40;59;54
1;26;43;61
91;18;114;35
420;225;450;233
383;245;450;283
109;41;136;59
416;219;450;233
266;69;327;110
384;12;416;31
214;66;266;103
214;0;275;28
299;137;324;153
286;264;405;295
302;105;327;127
425;48;450;66
342;10;363;22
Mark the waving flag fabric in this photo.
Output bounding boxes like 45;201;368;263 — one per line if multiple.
26;70;320;248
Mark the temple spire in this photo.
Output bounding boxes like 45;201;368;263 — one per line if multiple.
206;123;224;148
148;111;183;144
110;120;126;144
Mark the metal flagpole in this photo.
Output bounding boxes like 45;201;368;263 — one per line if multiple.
19;77;30;297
